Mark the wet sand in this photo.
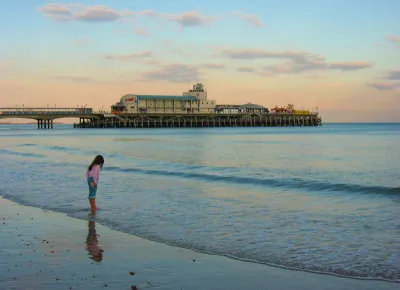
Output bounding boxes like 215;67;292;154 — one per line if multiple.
0;197;397;290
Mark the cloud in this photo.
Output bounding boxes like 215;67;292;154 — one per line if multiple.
37;3;76;21
135;10;158;17
73;39;92;46
202;63;225;69
134;28;152;36
219;48;373;75
56;76;95;83
74;6;133;22
165;11;214;27
141;64;200;83
38;4;217;28
237;67;256;73
365;70;400;90
38;3;133;22
367;82;400;91
104;51;153;60
385;70;400;80
232;11;264;27
386;35;400;44
327;62;373;71
221;49;308;60
164;39;173;46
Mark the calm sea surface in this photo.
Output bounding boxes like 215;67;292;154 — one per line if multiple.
0;123;399;282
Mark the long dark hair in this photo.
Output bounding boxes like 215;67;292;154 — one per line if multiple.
88;155;104;171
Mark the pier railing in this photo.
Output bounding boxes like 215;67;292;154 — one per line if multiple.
0;108;93;115
108;111;320;116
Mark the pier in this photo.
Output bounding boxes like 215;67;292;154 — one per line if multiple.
0;107;97;129
74;112;322;128
1;106;322;130
1;83;323;130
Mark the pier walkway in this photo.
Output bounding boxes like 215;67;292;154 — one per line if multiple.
0;107;98;129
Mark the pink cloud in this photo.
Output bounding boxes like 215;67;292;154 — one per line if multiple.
38;3;134;22
37;3;77;15
73;39;92;46
385;70;400;80
202;63;225;69
134;28;152;36
232;11;265;27
165;11;215;27
74;6;133;22
37;3;76;22
37;4;216;27
327;62;373;70
56;76;96;83
221;49;308;60
366;82;400;91
141;64;200;83
135;10;158;17
104;51;154;60
386;35;400;44
237;67;256;73
218;48;373;74
164;39;173;46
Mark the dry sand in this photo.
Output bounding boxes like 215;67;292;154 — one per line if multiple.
0;197;397;290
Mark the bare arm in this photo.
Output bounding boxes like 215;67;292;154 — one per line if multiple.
92;165;100;186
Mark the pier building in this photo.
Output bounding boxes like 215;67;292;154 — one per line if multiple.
111;83;216;114
215;104;269;114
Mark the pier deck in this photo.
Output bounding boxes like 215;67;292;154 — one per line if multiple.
74;112;322;128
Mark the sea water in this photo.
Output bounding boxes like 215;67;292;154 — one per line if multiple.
0;123;399;282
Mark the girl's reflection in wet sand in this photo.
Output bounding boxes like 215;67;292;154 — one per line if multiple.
86;220;103;262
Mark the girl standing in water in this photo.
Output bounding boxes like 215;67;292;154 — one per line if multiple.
86;155;104;213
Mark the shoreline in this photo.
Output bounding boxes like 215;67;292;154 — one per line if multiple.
0;197;397;290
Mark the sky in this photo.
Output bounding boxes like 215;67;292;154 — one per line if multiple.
0;0;399;122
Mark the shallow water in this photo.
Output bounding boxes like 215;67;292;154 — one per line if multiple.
0;123;399;282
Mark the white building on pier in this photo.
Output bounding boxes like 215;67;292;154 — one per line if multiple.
112;83;216;114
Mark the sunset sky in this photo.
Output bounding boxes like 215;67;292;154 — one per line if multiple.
1;0;399;122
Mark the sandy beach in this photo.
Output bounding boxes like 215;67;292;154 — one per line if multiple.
0;197;397;290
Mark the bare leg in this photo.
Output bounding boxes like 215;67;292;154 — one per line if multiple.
90;199;97;212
